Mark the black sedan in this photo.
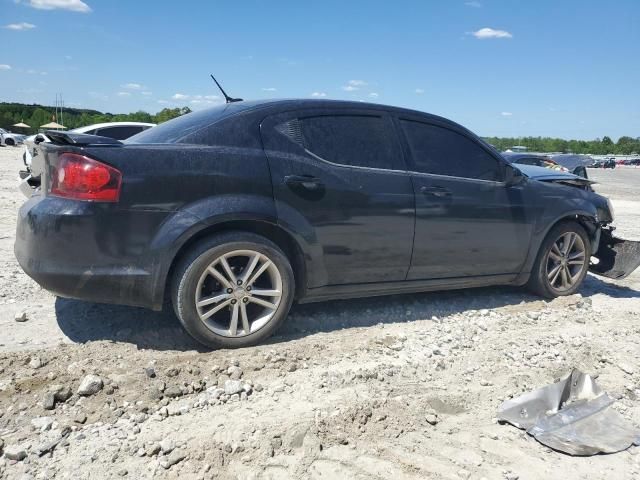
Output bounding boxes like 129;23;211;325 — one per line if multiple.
14;99;638;348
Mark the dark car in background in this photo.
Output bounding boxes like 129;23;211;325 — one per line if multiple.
503;152;592;178
14;100;637;349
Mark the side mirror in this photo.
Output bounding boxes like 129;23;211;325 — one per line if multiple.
504;164;525;186
34;135;45;144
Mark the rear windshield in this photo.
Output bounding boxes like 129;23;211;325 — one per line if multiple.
126;102;256;144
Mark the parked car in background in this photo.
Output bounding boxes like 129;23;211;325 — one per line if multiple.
22;122;156;169
15;99;638;349
19;122;155;197
502;152;592;179
0;128;26;147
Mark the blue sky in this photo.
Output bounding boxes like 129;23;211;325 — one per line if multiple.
1;0;638;139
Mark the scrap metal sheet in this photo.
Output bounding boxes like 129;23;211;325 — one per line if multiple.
497;369;639;455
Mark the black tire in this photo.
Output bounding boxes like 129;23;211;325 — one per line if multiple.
527;221;591;298
5;138;14;147
171;231;295;349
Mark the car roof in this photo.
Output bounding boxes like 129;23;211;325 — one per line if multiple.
204;98;468;130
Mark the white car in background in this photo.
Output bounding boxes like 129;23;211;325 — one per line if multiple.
0;128;26;147
19;121;155;197
22;121;156;169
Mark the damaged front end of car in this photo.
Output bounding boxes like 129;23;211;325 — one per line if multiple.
590;227;640;280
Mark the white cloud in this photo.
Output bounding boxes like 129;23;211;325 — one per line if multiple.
261;87;277;92
157;100;169;105
464;1;482;7
172;93;189;100
4;22;36;30
470;27;512;39
415;88;425;94
0;64;11;70
369;92;379;98
341;79;368;92
501;111;513;116
116;91;131;97
121;82;143;90
311;92;327;97
21;0;91;12
141;91;152;96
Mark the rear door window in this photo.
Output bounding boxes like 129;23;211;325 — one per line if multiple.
401;120;503;181
280;115;404;171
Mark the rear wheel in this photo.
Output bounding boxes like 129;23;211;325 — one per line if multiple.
527;221;591;298
5;138;14;147
172;232;295;349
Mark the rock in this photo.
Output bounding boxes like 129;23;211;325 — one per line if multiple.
224;379;244;396
144;367;156;379
527;312;540;320
619;363;634;375
161;449;186;469
164;386;183;398
31;416;54;432
165;367;179;378
227;366;243;380
458;469;471;480
42;393;56;410
29;356;44;369
4;444;27;461
117;468;128;477
159;439;175;454
287;363;298;372
74;413;87;424
14;311;28;322
77;375;103;396
426;414;438;426
52;385;73;402
146;443;161;457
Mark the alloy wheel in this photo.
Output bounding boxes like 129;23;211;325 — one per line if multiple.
194;249;283;337
545;232;587;292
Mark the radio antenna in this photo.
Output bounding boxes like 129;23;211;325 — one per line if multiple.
210;74;243;103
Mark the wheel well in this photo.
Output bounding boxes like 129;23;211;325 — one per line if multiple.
164;220;307;303
549;214;599;249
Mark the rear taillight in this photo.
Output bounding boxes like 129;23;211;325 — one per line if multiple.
49;152;122;202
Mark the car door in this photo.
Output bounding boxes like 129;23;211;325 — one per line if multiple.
261;109;415;287
397;116;532;280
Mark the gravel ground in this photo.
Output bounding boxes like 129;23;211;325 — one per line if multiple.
0;146;639;479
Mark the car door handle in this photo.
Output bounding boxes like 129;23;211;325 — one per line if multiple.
420;186;451;198
285;175;324;191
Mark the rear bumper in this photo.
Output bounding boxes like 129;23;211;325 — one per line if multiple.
589;228;640;280
15;195;161;310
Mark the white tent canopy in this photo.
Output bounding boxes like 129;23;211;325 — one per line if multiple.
39;122;66;129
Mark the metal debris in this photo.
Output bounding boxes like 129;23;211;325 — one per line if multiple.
497;369;639;455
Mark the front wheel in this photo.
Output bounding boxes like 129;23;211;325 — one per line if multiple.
172;232;295;349
527;222;591;298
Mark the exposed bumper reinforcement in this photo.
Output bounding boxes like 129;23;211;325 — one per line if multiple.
589;228;640;279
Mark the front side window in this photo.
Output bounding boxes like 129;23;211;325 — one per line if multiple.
280;115;402;170
401;120;503;181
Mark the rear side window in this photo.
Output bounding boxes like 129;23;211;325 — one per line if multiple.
282;115;402;170
96;126;145;140
401;120;503;181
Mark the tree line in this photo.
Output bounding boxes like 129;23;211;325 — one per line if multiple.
1;102;638;155
0;102;191;135
483;136;639;155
